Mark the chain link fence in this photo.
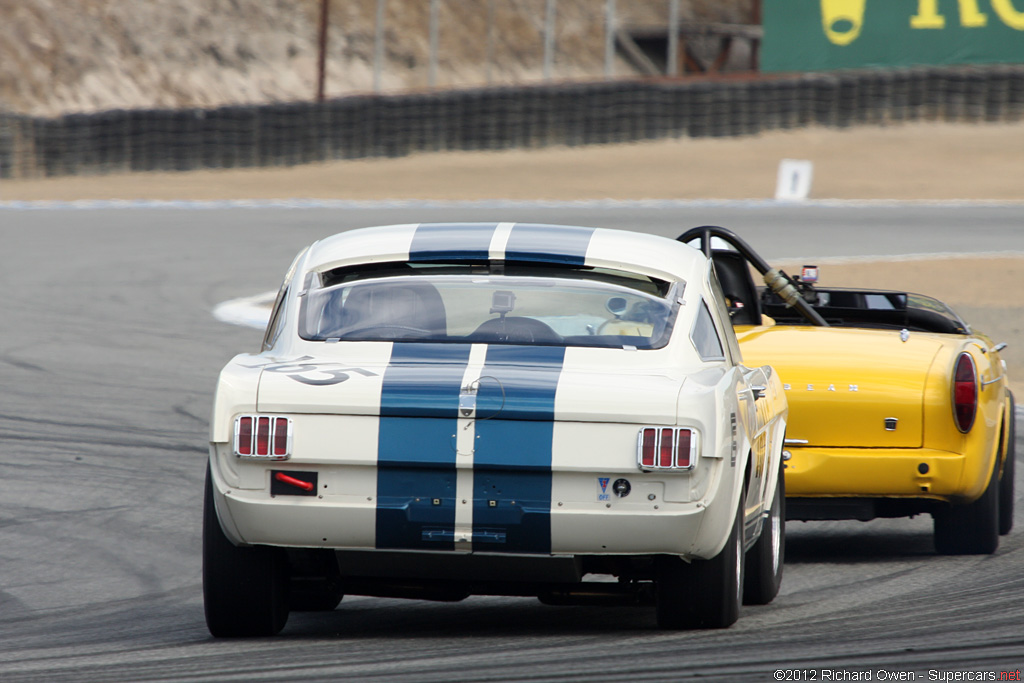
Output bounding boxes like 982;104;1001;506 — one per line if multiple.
316;0;755;94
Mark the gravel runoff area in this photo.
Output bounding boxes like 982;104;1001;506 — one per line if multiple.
3;120;1021;393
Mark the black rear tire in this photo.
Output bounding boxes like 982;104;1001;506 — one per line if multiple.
744;463;785;605
203;466;290;637
998;391;1015;536
656;499;743;629
933;450;1000;555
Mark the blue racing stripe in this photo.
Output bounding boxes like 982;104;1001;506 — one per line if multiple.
473;345;565;554
408;223;498;262
504;224;595;266
376;343;471;550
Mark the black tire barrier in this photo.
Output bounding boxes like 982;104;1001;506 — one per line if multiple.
2;64;1023;179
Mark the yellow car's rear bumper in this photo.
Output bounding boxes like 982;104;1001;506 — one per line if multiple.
784;447;973;501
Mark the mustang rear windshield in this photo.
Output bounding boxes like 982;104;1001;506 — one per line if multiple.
299;262;681;349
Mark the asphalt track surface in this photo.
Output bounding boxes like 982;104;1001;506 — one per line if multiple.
1;203;1022;682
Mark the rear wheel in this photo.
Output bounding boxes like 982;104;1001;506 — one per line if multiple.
933;451;1000;555
656;499;743;629
744;463;785;605
203;466;290;637
998;392;1015;536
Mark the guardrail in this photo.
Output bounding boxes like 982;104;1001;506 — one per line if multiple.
1;64;1022;179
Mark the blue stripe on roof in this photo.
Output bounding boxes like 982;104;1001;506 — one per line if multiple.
408;223;498;262
376;343;471;551
472;345;565;554
504;224;595;266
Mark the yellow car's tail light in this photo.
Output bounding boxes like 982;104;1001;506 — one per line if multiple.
953;353;977;433
638;427;696;471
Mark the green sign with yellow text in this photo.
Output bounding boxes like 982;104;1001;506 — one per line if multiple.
763;0;1024;71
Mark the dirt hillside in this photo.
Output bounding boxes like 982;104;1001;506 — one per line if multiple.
0;0;754;117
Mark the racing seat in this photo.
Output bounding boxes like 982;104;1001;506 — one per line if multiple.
710;250;762;326
338;281;448;338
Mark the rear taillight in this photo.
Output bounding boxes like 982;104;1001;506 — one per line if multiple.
237;417;253;456
234;415;292;460
273;417;289;457
953;353;977;433
641;428;657;468
638;427;697;471
256;417;270;456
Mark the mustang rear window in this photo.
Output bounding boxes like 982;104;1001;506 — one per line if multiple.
300;264;681;349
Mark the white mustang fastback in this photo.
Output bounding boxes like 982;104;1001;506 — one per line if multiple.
203;223;788;635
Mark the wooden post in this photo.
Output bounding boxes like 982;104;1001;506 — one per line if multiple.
429;0;439;88
486;0;495;85
543;0;555;80
374;0;385;92
668;0;679;76
604;0;615;79
316;0;329;101
752;0;762;71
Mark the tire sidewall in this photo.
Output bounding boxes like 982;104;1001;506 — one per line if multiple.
203;465;289;637
743;463;785;605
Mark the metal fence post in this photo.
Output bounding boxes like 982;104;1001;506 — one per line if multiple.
486;0;495;86
668;0;680;77
544;0;556;81
374;0;385;92
316;0;329;101
429;0;439;89
604;0;615;79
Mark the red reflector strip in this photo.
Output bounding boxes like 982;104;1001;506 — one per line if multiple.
676;429;692;468
273;417;289;456
274;472;313;492
237;417;253;456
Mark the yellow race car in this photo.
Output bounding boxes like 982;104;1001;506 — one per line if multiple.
680;226;1014;555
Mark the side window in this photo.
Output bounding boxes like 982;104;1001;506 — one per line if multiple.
261;246;309;352
691;301;726;361
707;269;743;363
261;286;289;351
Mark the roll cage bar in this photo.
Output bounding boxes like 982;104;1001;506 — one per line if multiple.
677;225;829;328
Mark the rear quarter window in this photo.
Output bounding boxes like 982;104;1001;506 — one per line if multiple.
691;301;726;361
262;286;289;351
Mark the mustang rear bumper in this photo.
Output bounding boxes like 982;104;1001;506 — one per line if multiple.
209;462;728;560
